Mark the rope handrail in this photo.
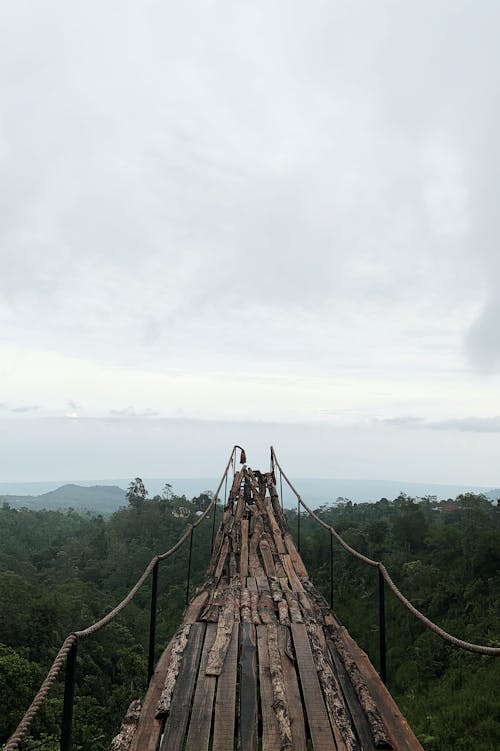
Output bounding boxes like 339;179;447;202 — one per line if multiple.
271;446;500;657
5;445;242;751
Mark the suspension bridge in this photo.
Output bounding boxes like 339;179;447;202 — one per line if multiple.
5;446;499;751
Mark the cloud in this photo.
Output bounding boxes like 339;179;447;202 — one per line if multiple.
428;416;500;433
465;301;500;373
381;414;500;433
109;407;159;419
10;405;40;413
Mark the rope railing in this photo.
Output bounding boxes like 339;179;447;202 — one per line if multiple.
270;446;500;659
5;444;244;751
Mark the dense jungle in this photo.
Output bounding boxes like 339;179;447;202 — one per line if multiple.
0;486;498;750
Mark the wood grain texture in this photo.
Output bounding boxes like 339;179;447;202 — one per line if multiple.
212;623;239;751
291;622;336;751
240;622;258;751
184;623;217;751
160;622;206;750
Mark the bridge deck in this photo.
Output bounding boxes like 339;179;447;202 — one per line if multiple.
120;468;422;751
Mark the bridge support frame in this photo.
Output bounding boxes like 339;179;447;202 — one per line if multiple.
60;641;78;751
148;560;159;685
378;567;387;684
185;528;194;607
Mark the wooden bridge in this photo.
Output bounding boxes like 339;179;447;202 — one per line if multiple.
114;465;422;751
8;446;497;751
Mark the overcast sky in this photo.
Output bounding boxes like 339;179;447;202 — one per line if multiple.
1;1;500;485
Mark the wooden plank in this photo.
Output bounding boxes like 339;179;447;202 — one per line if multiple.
305;622;354;751
260;536;277;578
329;626;423;750
326;637;377;751
215;537;229;582
265;497;286;554
160;622;206;750
212;623;239;751
282;554;304;593
183;590;209;624
291;622;336;751
284;532;308;579
130;636;175;751
240;519;249;579
206;589;235;675
277;624;306;749
184;623;217;751
257;625;281;750
239;622;258;751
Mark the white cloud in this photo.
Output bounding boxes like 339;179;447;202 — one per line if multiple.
1;2;500;478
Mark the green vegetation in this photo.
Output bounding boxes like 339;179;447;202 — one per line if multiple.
296;492;500;751
0;489;498;750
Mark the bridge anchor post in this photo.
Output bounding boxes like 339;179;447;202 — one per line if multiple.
185;527;194;607
378;567;387;684
148;560;159;684
60;641;78;751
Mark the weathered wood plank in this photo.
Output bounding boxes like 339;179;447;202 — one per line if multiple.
257;625;281;750
215;537;229;582
240;519;249;579
305;621;355;751
282;554;304;593
130;636;175;751
265;497;286;554
277;624;306;749
156;625;191;718
109;699;141;751
284;532;308;579
260;536;277;578
160;622;206;750
206;588;235;676
326;634;377;751
183;590;209;624
291;622;336;751
239;622;258;751
212;623;239;751
184;623;217;751
328;625;423;750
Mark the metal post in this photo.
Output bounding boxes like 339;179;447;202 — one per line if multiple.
329;531;333;609
211;493;218;552
185;528;194;607
60;641;78;751
297;496;301;552
279;471;283;509
148;560;159;684
378;567;387;684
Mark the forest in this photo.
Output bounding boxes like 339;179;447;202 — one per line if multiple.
0;485;499;750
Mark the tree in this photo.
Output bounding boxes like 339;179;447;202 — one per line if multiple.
192;492;212;513
126;478;148;511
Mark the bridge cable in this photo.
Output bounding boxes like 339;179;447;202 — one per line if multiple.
5;444;243;751
270;446;500;657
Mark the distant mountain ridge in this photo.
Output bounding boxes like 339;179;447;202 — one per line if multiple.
1;484;125;513
0;477;496;514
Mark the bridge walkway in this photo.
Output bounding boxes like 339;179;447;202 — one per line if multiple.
119;467;422;751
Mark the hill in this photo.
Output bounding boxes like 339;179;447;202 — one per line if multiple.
1;483;125;513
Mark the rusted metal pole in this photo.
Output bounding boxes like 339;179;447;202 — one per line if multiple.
185;528;194;607
297;496;301;552
329;530;333;609
378;567;387;684
60;641;78;751
147;560;159;684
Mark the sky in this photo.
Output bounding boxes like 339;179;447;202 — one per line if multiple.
1;1;500;485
